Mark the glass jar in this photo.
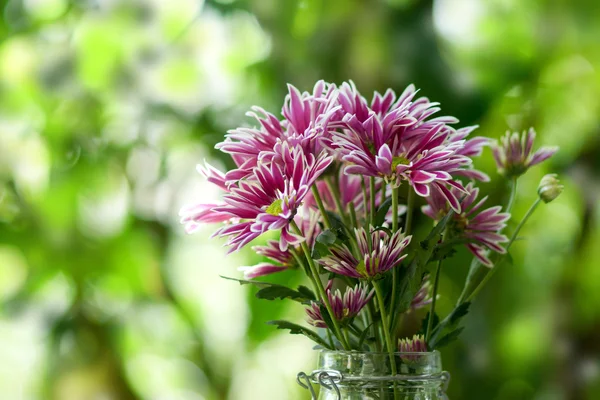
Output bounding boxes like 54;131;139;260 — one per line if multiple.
299;351;449;400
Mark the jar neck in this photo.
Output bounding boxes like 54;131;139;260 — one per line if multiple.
318;350;443;377
312;351;447;399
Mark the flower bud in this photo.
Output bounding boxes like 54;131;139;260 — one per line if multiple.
538;174;563;203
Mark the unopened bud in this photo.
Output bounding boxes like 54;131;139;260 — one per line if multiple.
538;174;563;203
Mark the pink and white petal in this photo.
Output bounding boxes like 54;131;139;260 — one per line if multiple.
280;227;305;251
238;263;287;279
467;244;493;267
528;146;559;167
435;183;461;213
410;170;438;184
179;203;232;226
412;182;431;197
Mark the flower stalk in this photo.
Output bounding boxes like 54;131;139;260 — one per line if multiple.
404;187;415;235
373;280;398;383
425;259;443;342
370;177;377;226
466;197;542;302
291;220;351;350
390;185;400;317
311;185;332;230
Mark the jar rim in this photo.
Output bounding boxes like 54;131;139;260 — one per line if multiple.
318;349;441;356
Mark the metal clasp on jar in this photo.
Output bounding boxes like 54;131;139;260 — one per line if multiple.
296;369;451;400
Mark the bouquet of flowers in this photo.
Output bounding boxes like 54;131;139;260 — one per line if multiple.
180;81;561;384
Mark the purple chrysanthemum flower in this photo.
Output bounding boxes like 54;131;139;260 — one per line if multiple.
216;144;332;252
491;128;558;178
216;106;285;183
422;182;510;267
306;281;374;328
398;334;428;353
282;81;340;156
409;274;434;312
330;82;487;213
185;142;332;252
216;81;338;184
318;227;411;279
305;302;328;328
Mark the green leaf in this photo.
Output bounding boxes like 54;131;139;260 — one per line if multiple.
427;302;471;349
297;285;316;301
255;286;309;302
311;240;330;260
449;302;471;326
421;208;456;247
220;275;274;289
319;304;336;330
430;327;464;349
324;210;350;241
374;197;392;227
430;238;477;261
221;276;314;304
371;226;394;237
316;229;337;245
393;257;423;313
267;320;333;349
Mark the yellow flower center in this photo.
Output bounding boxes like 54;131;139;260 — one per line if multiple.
391;155;410;170
265;199;283;216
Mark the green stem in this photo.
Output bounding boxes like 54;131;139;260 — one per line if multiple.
390;185;399;319
433;198;543;344
344;328;351;347
392;186;399;232
348;322;362;337
290;248;319;299
457;176;520;305
326;328;335;349
425;259;443;342
361;178;369;223
326;176;348;224
349;202;358;229
373;280;397;376
311;186;332;229
366;302;381;352
290;220;350;350
506;177;518;213
465;197;542;302
404;187;415;235
369;177;376;226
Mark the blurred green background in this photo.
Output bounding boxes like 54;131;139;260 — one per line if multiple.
1;0;599;399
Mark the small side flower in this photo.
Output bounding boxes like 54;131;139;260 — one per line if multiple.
538;174;564;203
409;274;434;312
491;128;558;178
238;240;296;279
306;281;374;328
422;182;510;267
398;334;428;353
318;227;411;279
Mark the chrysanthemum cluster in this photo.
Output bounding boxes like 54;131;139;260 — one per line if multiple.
181;80;559;357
